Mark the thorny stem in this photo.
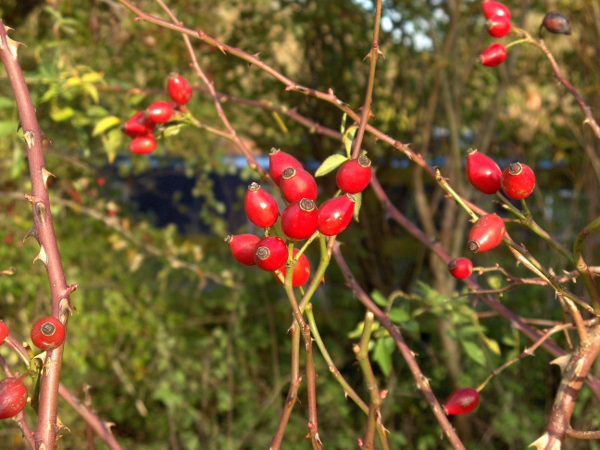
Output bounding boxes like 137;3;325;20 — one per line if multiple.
269;323;301;450
304;304;390;450
154;0;270;182
332;243;466;450
0;20;77;450
572;216;600;312
369;172;600;399
354;311;382;450
351;0;383;160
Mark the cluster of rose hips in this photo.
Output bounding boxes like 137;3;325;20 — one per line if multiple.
121;73;193;155
447;148;536;280
0;317;67;420
479;2;571;68
226;148;371;286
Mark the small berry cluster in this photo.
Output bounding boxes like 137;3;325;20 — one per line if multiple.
226;148;371;286
479;0;512;67
121;73;193;155
447;149;536;280
0;317;67;420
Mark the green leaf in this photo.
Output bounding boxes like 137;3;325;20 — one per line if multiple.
92;116;120;137
461;340;486;367
371;290;388;307
373;337;392;377
343;124;357;158
315;154;347;177
388;308;410;324
50;105;75;122
483;336;501;355
353;192;362;222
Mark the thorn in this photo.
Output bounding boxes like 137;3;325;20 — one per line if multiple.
6;36;25;61
198;29;206;39
377;48;385;58
23;224;38;242
33;245;48;266
217;44;227;55
34;202;46;225
42;168;55;187
363;52;372;62
23;130;35;148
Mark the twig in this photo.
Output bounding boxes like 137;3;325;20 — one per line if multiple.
0;20;76;449
332;243;466;450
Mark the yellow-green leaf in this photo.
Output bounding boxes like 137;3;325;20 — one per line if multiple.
92;116;120;137
315;154;347;177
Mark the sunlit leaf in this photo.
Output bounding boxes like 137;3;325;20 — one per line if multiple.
92;116;120;137
314;154;346;177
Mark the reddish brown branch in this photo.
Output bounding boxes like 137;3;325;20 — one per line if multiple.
0;21;76;449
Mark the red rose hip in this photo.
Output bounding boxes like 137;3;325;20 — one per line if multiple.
167;73;193;105
130;135;157;155
275;249;311;287
146;101;174;123
225;234;261;266
487;14;511;38
0;321;8;345
31;316;66;351
482;0;511;20
466;148;502;194
122;111;156;138
336;155;372;194
254;236;288;271
448;257;474;279
0;376;28;420
444;387;480;415
479;43;508;67
281;199;319;240
244;182;279;228
280;167;318;203
468;214;506;253
317;194;356;236
501;162;536;200
269;148;303;186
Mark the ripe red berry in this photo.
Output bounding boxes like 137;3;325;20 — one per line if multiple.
244;182;279;228
281;199;319;240
0;321;8;345
0;376;28;420
225;234;261;266
317;194;356;236
444;387;480;415
146;101;174;123
254;236;288;271
482;0;511;20
487;14;511;38
468;214;506;253
167;73;193;105
122;111;156;138
269;148;303;186
130;135;157;155
336;155;372;194
466;148;502;194
31;316;66;351
275;249;311;287
448;258;474;279
479;43;508;67
280;167;318;203
542;12;571;35
501;162;536;200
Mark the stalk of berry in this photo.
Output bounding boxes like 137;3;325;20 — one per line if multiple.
275;248;311;287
